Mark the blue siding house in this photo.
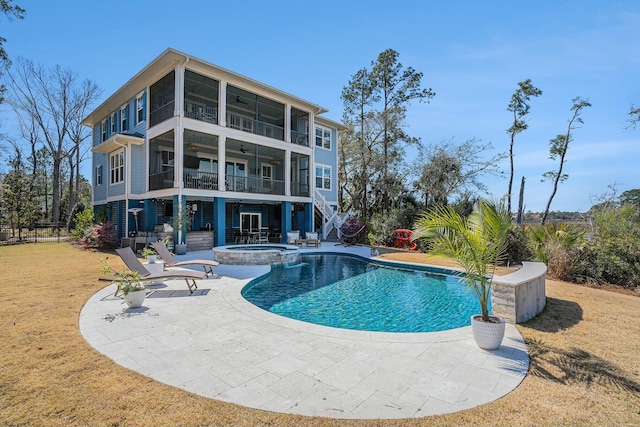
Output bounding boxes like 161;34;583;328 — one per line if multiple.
84;48;345;250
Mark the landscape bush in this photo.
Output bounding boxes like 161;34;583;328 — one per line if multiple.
367;206;419;247
70;206;94;241
578;204;640;288
80;222;118;249
504;225;532;266
525;222;587;281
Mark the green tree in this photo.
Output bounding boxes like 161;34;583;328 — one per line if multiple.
340;67;379;217
0;148;39;238
3;58;101;223
506;79;542;213
414;138;505;209
619;188;640;208
412;199;512;321
370;49;435;212
0;0;25;103
541;96;591;225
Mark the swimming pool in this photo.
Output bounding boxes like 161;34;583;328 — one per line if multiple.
241;253;489;333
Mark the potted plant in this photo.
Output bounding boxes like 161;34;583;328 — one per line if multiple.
101;257;148;308
141;247;158;264
412;198;512;350
171;206;192;255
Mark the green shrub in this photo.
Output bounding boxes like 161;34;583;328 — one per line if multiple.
71;207;94;242
504;225;532;266
579;205;640;288
525;222;587;281
368;206;419;247
81;222;118;249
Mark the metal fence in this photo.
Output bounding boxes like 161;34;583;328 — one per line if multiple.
0;222;70;246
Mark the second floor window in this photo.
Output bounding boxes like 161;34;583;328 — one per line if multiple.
101;120;107;142
111;112;117;134
95;164;102;186
120;104;128;131
315;126;331;149
110;149;124;185
136;92;145;124
315;164;331;190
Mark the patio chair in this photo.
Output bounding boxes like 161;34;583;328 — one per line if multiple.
287;231;300;245
304;232;320;248
112;247;205;295
151;241;218;277
257;230;269;244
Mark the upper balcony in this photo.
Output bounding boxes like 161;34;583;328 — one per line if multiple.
148;129;310;197
149;69;311;147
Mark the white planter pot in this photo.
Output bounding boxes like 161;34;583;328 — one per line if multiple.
123;289;146;309
470;315;506;350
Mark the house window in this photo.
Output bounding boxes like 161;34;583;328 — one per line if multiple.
135;92;145;124
120;104;128;131
101;120;107;142
111;112;117;134
240;212;261;232
110;149;125;185
95;164;102;186
315;126;331;149
315;164;331;190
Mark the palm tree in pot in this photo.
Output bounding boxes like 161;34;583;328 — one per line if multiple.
412;198;512;350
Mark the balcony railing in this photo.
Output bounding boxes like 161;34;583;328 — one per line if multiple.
290;129;309;147
184;100;218;124
226;112;284;141
149;100;175;126
184;170;218;190
225;175;285;195
291;182;310;197
149;170;174;191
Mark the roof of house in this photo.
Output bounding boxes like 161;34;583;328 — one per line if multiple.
84;48;339;127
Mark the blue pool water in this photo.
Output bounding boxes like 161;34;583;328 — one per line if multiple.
241;253;489;333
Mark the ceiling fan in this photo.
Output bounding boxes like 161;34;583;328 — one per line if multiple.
185;143;199;152
232;95;248;105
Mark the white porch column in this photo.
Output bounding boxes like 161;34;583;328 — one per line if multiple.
219;80;227;127
218;136;226;191
284;104;291;143
285;148;291;196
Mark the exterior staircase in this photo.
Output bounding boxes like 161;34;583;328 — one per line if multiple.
313;189;348;241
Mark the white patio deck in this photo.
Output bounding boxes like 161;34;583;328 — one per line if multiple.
79;244;529;420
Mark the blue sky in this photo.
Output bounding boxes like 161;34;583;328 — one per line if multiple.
3;0;639;212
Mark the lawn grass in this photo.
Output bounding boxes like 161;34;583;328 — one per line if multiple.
0;242;638;426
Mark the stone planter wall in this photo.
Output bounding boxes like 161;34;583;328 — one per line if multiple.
492;261;547;324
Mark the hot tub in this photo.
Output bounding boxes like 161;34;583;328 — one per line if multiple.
213;245;300;266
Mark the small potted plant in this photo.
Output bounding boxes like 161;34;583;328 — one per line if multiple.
101;257;148;308
141;247;158;264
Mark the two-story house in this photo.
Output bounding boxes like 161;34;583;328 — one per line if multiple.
84;48;344;250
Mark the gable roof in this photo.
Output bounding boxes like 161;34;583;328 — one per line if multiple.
84;48;332;127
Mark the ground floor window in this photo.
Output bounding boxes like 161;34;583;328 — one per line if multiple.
240;212;261;232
